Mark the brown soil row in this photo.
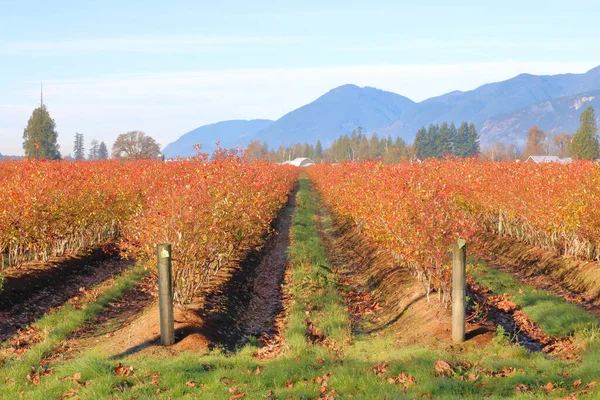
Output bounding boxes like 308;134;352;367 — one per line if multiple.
313;202;464;348
51;186;298;359
0;249;132;342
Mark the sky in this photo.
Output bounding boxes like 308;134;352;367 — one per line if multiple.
1;0;599;156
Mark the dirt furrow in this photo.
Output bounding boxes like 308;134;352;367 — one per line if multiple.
199;186;296;351
0;250;132;342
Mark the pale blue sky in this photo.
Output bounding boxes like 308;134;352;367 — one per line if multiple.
1;0;598;155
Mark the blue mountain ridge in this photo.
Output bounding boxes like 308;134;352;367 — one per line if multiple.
162;119;273;158
163;66;600;157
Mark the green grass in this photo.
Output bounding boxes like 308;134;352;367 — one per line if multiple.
0;264;147;392
470;261;599;337
2;179;600;399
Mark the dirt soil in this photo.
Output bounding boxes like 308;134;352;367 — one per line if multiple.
314;206;463;348
87;187;297;357
0;249;132;342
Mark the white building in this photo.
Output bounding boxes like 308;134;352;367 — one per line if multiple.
280;157;316;167
526;156;573;164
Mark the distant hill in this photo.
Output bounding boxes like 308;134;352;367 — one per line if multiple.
0;154;24;160
254;84;415;148
163;66;600;155
480;91;600;148
389;65;600;142
162;119;273;159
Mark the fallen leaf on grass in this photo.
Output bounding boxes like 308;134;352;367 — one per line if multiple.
370;361;388;377
263;391;273;398
185;380;196;387
388;372;416;385
26;372;40;385
573;379;582;387
515;384;529;393
586;381;597;389
541;382;555;392
220;377;236;385
285;379;293;388
146;373;160;387
60;388;78;399
434;360;454;377
492;294;519;313
113;363;133;377
255;366;264;375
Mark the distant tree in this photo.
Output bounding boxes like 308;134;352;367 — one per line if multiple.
552;132;573;158
73;132;85;160
413;126;428;159
314;140;323;162
437;122;452;156
447;122;458;153
111;131;161;160
520;126;547;160
466;123;480;156
483;142;516;161
368;133;381;159
414;121;478;159
88;139;99;160
453;122;470;157
358;136;369;160
571;106;599;160
22;104;61;159
246;139;268;161
98;141;109;159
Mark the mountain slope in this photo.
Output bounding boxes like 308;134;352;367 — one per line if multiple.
255;84;416;147
163;66;600;153
162;119;273;158
480;91;600;148
419;65;600;123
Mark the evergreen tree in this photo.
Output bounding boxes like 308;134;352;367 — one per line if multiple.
73;132;85;160
358;136;369;160
467;123;480;156
448;122;458;153
98;141;109;159
454;122;470;157
438;122;451;156
338;135;351;161
88;139;99;160
22;104;61;159
413;127;427;159
571;106;599;160
314;140;323;162
368;133;380;159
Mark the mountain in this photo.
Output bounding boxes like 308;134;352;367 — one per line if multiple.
163;66;600;156
162;119;273;159
480;91;600;148
255;84;415;148
388;65;600;142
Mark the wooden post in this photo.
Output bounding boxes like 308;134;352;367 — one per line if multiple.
452;239;467;343
157;244;174;345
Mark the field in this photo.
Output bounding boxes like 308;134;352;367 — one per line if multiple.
1;158;599;399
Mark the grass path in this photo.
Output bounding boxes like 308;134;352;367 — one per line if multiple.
1;178;599;399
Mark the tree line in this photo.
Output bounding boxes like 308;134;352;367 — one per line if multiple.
21;102;161;161
413;122;480;159
15;98;600;163
482;106;599;161
246;127;412;163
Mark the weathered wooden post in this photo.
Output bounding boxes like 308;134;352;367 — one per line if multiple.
157;244;174;345
452;239;467;343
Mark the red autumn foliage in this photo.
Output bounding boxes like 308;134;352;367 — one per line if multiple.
308;159;600;303
0;158;297;303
